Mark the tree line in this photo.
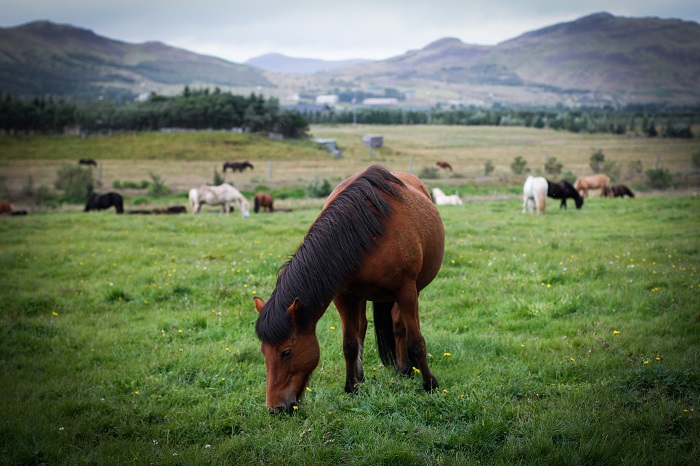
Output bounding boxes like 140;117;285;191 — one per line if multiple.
300;106;697;137
1;86;697;138
0;87;309;138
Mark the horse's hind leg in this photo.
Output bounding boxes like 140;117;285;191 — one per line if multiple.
394;282;438;391
334;295;368;393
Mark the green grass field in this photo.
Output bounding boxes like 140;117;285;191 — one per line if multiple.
1;193;698;464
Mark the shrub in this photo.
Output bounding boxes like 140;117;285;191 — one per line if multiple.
147;172;170;197
590;149;605;173
54;163;94;203
306;177;332;198
212;168;224;186
418;166;440;179
484;160;495;176
511;156;529;175
645;168;674;189
544;157;563;176
692;151;700;169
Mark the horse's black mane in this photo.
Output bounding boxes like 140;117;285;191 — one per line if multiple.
255;165;404;344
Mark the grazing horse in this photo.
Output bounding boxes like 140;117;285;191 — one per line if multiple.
522;176;548;214
547;179;584;209
432;187;463;206
609;184;635;198
85;192;124;214
254;193;274;213
189;183;250;217
79;158;97;167
0;201;12;214
435;161;453;171
254;165;444;414
222;161;254;173
574;174;611;198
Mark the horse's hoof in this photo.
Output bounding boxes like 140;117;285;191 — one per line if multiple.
423;376;439;392
344;381;360;394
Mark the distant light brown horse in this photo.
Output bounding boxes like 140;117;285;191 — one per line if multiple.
574;174;611;197
254;165;445;414
254;193;274;213
435;161;452;171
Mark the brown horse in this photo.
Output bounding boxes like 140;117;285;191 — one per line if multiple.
223;161;254;172
435;161;452;171
254;193;274;213
254;165;445;413
609;184;635;198
574;174;611;197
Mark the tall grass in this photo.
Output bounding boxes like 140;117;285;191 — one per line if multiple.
1;195;698;464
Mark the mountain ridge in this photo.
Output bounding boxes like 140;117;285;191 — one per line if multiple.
1;13;699;106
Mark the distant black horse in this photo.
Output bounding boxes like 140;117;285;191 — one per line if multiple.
547;179;584;209
223;161;254;172
85;192;124;214
79;158;97;166
609;184;635;198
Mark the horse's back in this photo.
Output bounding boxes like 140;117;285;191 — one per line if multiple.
331;167;444;295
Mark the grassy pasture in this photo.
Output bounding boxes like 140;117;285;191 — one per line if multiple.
1;193;699;464
1;125;698;201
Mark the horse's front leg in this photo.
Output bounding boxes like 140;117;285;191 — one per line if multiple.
333;295;367;393
395;282;438;391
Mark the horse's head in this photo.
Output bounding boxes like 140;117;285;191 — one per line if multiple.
575;196;584;209
254;297;320;414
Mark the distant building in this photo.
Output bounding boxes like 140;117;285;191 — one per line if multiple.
316;95;339;105
312;138;343;158
362;98;398;106
363;134;383;148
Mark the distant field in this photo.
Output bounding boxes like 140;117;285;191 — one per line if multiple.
0;195;698;464
1;126;698;206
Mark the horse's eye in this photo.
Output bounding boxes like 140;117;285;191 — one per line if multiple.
280;349;292;359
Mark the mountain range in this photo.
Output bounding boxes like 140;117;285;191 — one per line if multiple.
1;13;699;106
245;53;370;74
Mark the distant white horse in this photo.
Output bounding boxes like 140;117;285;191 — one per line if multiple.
522;176;548;214
432;187;463;206
189;183;250;217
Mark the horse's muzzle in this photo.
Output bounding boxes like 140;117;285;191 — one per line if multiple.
268;401;298;415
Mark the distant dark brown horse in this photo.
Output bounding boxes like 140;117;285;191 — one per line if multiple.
79;158;97;166
223;161;254;172
85;192;124;214
574;174;611;197
609;184;635;198
547;179;584;209
435;161;452;171
254;193;274;213
254;165;445;414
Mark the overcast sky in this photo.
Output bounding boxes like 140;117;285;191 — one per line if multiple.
3;1;699;63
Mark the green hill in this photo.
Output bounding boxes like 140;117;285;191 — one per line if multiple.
0;21;272;100
324;13;700;106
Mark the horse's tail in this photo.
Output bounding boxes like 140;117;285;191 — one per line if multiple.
574;177;582;190
254;195;260;213
373;301;396;368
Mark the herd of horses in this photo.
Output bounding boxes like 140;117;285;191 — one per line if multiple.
78;159;274;216
523;173;635;214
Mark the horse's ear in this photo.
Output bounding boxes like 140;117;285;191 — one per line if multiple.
286;298;301;325
253;296;266;313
